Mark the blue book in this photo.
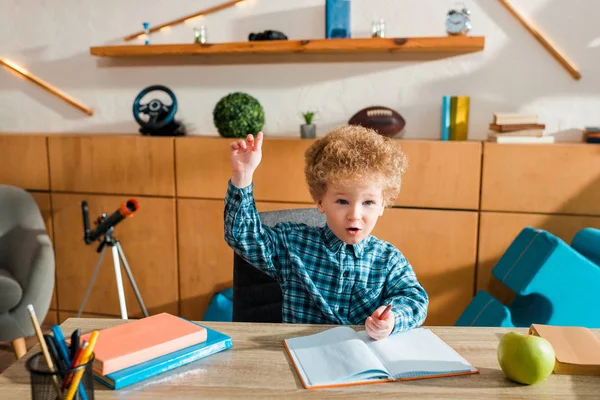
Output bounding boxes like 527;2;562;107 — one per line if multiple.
326;0;351;39
441;96;451;141
94;324;232;390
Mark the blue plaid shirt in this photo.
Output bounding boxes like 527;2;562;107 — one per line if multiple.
224;181;429;334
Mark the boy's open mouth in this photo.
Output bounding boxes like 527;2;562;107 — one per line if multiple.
347;227;361;235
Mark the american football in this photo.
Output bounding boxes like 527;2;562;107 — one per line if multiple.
348;106;406;138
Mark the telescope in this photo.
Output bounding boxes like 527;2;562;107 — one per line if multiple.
78;198;147;320
81;199;140;245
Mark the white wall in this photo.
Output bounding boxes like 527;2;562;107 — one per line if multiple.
1;0;599;140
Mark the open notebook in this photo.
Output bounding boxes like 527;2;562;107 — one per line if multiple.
283;326;478;389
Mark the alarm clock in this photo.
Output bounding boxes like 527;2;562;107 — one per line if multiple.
446;7;472;36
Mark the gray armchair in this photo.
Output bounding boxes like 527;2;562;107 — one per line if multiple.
232;207;325;323
0;185;55;359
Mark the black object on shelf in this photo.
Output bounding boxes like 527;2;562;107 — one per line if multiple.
248;30;288;41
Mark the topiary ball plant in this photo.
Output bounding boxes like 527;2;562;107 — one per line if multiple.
213;92;265;138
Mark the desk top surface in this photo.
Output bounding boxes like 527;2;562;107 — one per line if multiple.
1;319;599;399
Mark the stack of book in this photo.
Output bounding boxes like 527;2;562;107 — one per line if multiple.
488;113;553;143
584;127;600;143
83;313;232;390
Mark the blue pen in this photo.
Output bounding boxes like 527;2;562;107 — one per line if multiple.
52;326;88;400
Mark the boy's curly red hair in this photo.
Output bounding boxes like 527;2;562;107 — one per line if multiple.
304;125;408;207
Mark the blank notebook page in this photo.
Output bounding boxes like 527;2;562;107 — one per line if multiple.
358;328;477;379
285;326;388;386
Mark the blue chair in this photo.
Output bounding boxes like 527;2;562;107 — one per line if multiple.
572;228;600;267
456;227;600;328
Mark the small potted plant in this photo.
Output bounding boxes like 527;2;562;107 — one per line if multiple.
213;92;265;138
301;111;316;139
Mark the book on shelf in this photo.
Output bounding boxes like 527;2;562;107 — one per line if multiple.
283;326;478;390
529;324;600;376
488;129;545;137
441;96;451;140
584;127;600;143
441;96;470;141
489;123;546;132
493;113;538;125
81;312;208;376
94;324;232;390
488;135;554;144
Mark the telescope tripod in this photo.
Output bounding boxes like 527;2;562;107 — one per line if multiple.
78;228;148;320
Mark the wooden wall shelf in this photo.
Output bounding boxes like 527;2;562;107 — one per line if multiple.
90;36;485;59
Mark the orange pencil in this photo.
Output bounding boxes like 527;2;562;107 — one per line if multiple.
64;331;99;400
62;341;88;390
379;304;392;320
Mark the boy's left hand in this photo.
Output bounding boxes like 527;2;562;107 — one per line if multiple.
365;305;394;340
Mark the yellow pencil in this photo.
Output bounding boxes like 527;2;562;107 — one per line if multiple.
64;330;99;400
27;304;64;399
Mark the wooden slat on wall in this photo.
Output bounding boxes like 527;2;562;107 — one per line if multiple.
51;193;179;318
477;212;600;304
481;143;600;215
398;140;481;210
175;137;314;202
0;135;49;190
48;135;176;196
29;191;57;310
373;208;479;326
177;198;312;321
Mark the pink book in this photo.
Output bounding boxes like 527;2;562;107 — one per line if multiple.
82;313;207;375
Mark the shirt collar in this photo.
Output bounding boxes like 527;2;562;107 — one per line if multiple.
321;224;368;258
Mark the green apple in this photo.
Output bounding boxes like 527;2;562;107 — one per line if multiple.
497;331;556;385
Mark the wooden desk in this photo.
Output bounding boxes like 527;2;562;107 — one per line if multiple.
1;319;598;399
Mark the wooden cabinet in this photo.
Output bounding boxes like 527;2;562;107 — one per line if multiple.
3;133;597;326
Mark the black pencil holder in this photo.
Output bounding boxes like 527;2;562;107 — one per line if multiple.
26;351;95;400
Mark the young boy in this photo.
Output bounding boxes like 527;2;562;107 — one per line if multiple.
224;126;428;340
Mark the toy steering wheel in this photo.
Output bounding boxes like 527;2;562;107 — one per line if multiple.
133;85;178;131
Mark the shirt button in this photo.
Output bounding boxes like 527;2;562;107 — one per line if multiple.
343;271;349;278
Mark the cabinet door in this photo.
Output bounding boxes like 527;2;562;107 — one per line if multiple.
373;208;479;326
481;142;600;215
177;199;311;321
175;137;314;202
398;140;481;210
52;193;178;317
48;136;175;196
0;135;49;190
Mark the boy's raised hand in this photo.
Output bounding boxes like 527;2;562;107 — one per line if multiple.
230;131;263;188
365;305;395;340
